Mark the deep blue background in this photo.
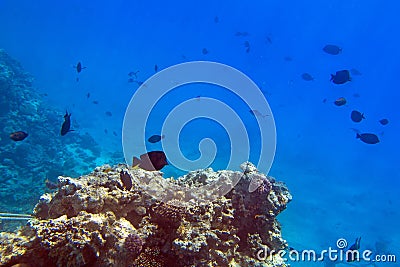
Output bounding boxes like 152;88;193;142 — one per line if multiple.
1;0;399;264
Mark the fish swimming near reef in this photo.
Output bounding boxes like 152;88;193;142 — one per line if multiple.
45;179;58;190
351;110;365;123
334;97;347;106
356;133;379;144
347;237;361;262
60;111;74;136
301;73;314;81
323;44;342;55
331;70;351;84
120;170;132;190
74;61;86;73
148;135;164;143
10;131;28;141
132;151;168;171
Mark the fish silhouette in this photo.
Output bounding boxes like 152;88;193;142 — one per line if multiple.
132;151;168;171
60;111;74;136
10;131;28;141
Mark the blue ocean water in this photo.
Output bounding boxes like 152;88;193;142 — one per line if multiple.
0;0;399;265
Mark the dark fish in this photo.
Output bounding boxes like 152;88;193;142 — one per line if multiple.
105;111;112;117
379;119;389;125
356;133;379;144
284;56;293;62
132;151;168;171
347;237;361;262
10;131;28;141
322;98;327;103
104;129;108;134
75;62;86;73
334;97;347;106
120;170;132;190
92;100;99;104
148;134;164;143
301;73;314;81
45;179;58;190
350;68;362;76
322;44;342;55
128;71;139;78
331;70;351;84
214;16;219;23
202;48;209;55
113;131;117;136
235;31;249;36
249;109;268;118
154;64;158;72
351;110;365;123
61;111;74;136
86;93;90;99
244;41;250;53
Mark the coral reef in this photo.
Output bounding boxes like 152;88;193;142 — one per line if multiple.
0;49;103;225
0;162;292;266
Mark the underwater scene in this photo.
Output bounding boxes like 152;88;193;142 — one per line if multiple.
0;0;399;266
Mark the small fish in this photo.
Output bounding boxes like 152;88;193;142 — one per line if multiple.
379;119;389;125
154;64;158;72
202;48;209;55
148;134;164;143
132;151;168;171
61;111;74;136
86;92;90;99
75;61;86;73
250;109;269;118
120;170;132;190
244;41;250;53
350;68;362;76
45;179;58;190
356;133;379;144
301;73;314;81
113;131;117;136
331;70;351;84
104;129;108;134
334;97;347;106
322;98;327;103
214;16;219;23
284;56;293;62
347;237;361;262
105;111;112;117
92;100;99;104
322;44;342;55
351;110;365;123
128;71;139;78
235;31;249;37
10;131;28;141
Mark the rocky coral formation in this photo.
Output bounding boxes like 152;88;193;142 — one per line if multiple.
0;162;292;266
0;49;104;224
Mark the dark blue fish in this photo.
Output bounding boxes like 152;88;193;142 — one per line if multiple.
132;151;168;171
61;111;74;136
347;237;361;262
323;44;342;55
202;48;209;55
105;111;112;117
75;62;86;73
351;110;365;123
356;133;379;144
10;131;28;141
155;64;158;72
379;119;389;125
148;135;164;143
301;73;314;81
331;70;351;84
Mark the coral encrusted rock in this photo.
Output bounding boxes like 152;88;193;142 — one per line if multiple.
0;162;292;267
